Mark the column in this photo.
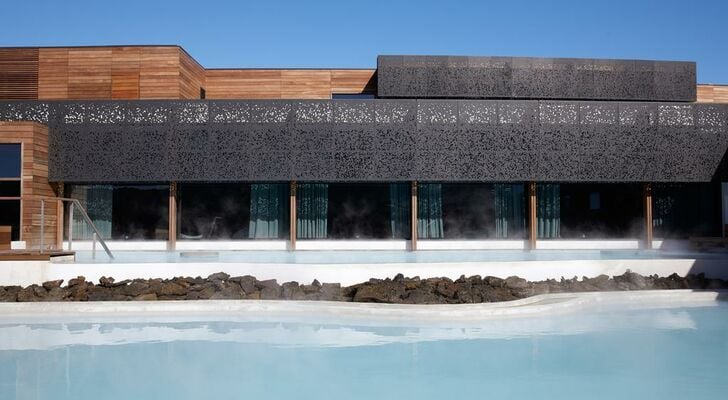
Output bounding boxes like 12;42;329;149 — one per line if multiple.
168;182;177;251
410;181;418;251
290;181;297;251
643;183;653;249
528;181;537;250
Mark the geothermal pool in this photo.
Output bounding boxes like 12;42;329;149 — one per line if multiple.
0;291;726;399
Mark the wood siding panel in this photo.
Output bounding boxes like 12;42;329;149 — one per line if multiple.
68;49;112;99
281;70;331;99
0;122;57;248
38;48;68;99
205;70;282;99
111;47;140;99
0;49;39;100
697;84;728;103
331;69;376;94
139;47;180;99
179;50;205;99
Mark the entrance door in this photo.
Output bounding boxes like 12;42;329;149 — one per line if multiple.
0;143;21;241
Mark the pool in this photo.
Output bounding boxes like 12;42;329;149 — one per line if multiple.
0;291;726;399
71;249;728;264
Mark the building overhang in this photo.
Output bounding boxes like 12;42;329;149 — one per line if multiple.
0;99;726;183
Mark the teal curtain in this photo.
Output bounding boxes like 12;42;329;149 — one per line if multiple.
69;185;113;240
417;183;444;239
249;183;288;239
297;183;328;239
389;183;410;239
537;183;561;239
494;184;526;239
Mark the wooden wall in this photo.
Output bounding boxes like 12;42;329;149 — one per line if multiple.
697;84;728;103
0;48;38;100
179;49;206;99
37;46;202;100
204;69;376;99
0;122;57;248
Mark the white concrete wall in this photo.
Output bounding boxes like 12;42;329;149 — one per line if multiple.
1;258;726;287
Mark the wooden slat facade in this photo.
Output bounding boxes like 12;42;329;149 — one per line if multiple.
38;49;68;99
205;69;376;99
0;48;38;100
111;47;141;99
0;122;58;248
179;50;206;99
697;84;728;103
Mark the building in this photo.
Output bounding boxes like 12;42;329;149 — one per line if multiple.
0;45;727;253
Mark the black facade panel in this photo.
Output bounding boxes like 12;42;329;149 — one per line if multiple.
377;56;697;102
0;100;726;183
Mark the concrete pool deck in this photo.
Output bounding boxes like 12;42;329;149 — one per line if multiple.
0;290;724;323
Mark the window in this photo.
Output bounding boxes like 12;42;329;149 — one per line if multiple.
297;183;409;239
653;183;722;239
66;184;169;240
178;183;288;240
0;144;21;178
0;143;21;240
545;183;643;239
331;93;376;99
200;87;206;99
417;183;526;239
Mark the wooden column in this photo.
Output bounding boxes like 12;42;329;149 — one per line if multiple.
528;181;537;250
410;181;418;251
168;182;177;250
290;181;297;251
644;182;653;250
55;182;64;250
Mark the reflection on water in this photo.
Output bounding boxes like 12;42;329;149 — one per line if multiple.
0;304;727;400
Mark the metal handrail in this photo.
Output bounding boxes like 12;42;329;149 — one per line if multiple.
0;196;115;259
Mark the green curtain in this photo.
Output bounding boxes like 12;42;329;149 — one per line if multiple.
537;183;561;239
417;183;444;239
249;183;288;239
69;185;113;240
389;183;410;239
297;183;328;239
494;184;526;239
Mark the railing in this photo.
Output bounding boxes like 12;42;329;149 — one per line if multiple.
0;196;114;259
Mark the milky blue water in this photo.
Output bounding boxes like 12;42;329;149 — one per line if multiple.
72;249;728;264
1;302;727;400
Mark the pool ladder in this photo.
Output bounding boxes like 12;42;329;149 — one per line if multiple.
39;197;114;260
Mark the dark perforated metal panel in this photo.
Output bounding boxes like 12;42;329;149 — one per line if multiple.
377;56;697;102
0;99;725;182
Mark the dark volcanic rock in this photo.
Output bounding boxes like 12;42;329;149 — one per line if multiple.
207;272;230;282
42;280;64;290
2;270;727;304
99;276;115;287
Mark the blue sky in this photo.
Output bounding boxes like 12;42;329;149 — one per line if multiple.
2;0;727;83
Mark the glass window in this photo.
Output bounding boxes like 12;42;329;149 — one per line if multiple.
418;183;526;239
67;184;169;240
0;144;21;178
331;93;376;99
0;181;21;197
653;183;722;239
544;183;643;239
178;183;288;240
0;200;20;241
297;183;409;239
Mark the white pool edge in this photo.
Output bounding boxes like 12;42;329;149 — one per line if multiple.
0;290;724;323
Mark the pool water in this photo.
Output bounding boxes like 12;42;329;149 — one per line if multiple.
71;249;728;264
1;302;727;399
